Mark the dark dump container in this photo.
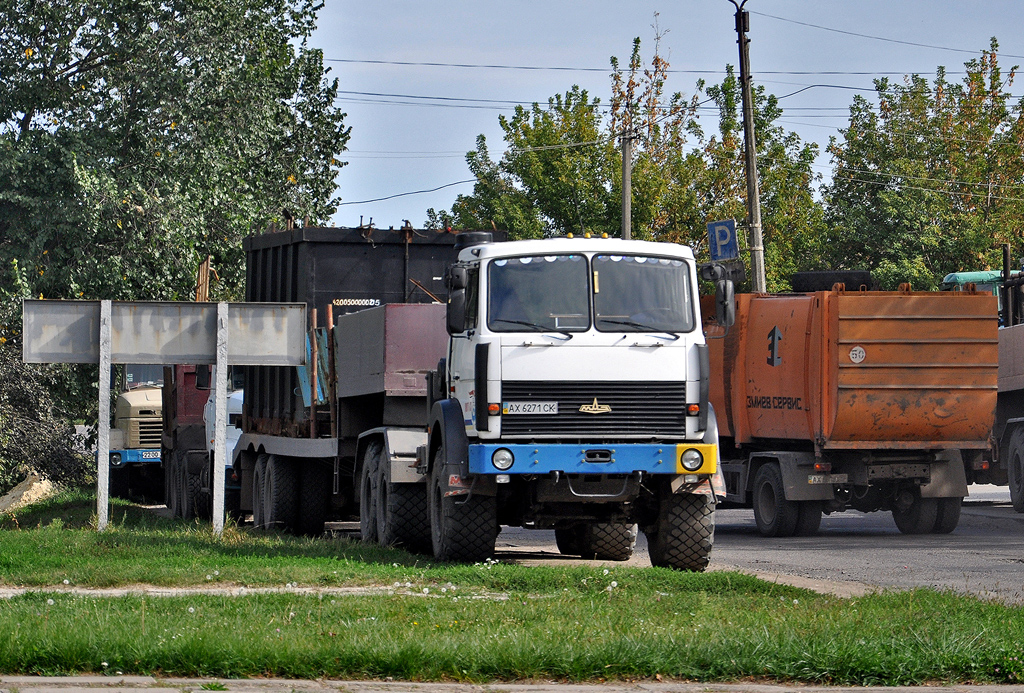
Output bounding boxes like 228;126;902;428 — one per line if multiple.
242;226;483;435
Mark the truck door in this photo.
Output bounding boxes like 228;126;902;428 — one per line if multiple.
449;263;480;432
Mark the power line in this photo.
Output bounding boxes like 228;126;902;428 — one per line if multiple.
836;174;1024;203
326;57;973;77
751;10;1024;60
337;179;475;206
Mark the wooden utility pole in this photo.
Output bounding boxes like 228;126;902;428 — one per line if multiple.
730;0;767;292
621;125;632;240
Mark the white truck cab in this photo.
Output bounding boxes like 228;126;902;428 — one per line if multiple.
425;234;734;569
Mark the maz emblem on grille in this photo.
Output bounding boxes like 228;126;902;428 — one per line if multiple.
579;398;612;414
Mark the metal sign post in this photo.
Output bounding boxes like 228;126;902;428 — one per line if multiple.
97;301;111;530
212;303;229;533
23;300;305;534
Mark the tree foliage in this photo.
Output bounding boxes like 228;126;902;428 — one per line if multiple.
0;0;350;303
427;34;822;291
0;0;350;487
822;40;1024;289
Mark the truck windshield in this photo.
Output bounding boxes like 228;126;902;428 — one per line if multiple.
593;254;694;333
488;254;590;332
124;364;164;390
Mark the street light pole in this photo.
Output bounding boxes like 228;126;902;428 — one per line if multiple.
730;0;766;292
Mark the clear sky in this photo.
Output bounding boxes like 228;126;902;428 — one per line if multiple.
310;1;1024;230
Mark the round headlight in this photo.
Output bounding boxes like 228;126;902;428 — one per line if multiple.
109;453;123;467
680;448;703;472
492;448;514;471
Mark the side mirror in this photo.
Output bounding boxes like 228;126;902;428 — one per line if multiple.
195;364;211;390
448;266;468;291
715;279;735;328
446;288;467;334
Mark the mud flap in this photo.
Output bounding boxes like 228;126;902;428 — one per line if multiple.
429;399;497;498
920;450;969;498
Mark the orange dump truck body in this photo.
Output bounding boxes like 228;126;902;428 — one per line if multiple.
706;288;999;452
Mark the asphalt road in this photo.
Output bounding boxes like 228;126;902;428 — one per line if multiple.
491;485;1024;603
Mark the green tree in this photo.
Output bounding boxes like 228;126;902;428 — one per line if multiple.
430;35;823;292
428;86;616;238
0;0;350;488
822;40;1024;289
0;0;350;303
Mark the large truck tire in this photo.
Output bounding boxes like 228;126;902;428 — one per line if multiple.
225;487;243;524
181;457;200;521
359;442;381;542
1009;427;1024;513
194;453;213;521
794;501;823;536
252;452;268;528
932;497;962;534
554;525;584;555
580;523;638;561
376;468;430;551
646;492;714;571
892;488;938;534
263;454;298;531
752;463;799;537
164;454;178;517
429;444;497;562
296;462;330;536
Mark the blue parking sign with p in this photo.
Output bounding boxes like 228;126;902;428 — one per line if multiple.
707;219;738;261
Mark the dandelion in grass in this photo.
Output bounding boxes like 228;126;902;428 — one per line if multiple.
63;579;69;585
603;569;609;575
423;588;430;594
47;598;54;605
188;607;195;613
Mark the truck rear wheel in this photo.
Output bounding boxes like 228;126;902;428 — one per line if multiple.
752;463;799;537
181;456;200;521
376;462;430;551
429;444;497;562
580;523;638;561
554;525;584;555
646;492;714;571
1009;427;1024;513
932;497;962;534
296;463;330;536
264;454;297;531
891;489;937;534
795;501;823;536
359;442;381;542
252;453;268;528
164;453;178;517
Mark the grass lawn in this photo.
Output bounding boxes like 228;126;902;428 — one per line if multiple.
1;489;1023;684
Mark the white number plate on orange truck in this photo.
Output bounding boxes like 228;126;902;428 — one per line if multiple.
808;473;847;485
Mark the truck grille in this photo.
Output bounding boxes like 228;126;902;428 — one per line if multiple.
499;381;688;437
130;419;163;448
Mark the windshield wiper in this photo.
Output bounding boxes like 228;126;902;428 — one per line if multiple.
598;318;680;341
491;319;573;340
